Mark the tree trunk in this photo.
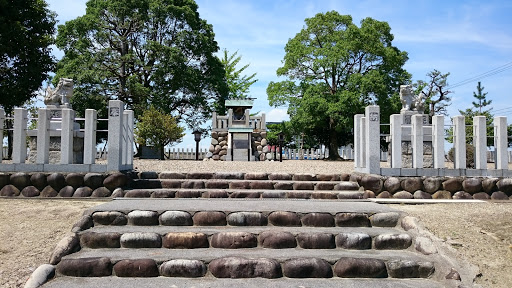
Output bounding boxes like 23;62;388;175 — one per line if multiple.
327;117;341;160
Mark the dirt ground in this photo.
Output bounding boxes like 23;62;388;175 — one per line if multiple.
0;199;510;287
394;202;512;288
0;199;104;288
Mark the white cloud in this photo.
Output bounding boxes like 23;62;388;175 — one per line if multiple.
265;108;289;123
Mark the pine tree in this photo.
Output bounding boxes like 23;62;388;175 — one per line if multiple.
471;82;492;114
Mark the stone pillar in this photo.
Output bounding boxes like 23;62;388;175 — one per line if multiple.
354;114;363;168
494;116;508;170
244;109;250;126
365;105;380;174
227;109;233;127
474;116;487;170
432;115;445;169
124;110;134;166
453;115;466;169
12;108;28;163
212;112;217;129
261;113;266;130
411;114;424;168
0;109;4;163
36;108;50;164
60;108;74;164
84;109;97;165
107;100;124;171
390;114;402;168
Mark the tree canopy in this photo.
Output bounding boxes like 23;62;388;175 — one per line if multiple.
135;106;185;159
216;49;257;114
0;0;56;112
55;0;227;129
267;11;410;159
414;70;452;118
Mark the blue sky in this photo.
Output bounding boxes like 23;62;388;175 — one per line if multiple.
45;0;512;149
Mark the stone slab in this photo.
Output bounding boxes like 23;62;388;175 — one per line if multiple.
82;226;403;238
62;247;429;264
84;199;399;215
42;277;444;288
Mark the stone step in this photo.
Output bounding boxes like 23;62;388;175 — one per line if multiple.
58;248;434;279
123;188;368;199
130;179;360;191
85;198;398;215
79;226;412;250
144;172;351;182
90;208;401;228
42;275;444;288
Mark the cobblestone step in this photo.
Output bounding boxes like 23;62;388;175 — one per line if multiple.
130;179;360;191
78;226;412;250
123;188;368;199
42;275;444;288
57;248;435;279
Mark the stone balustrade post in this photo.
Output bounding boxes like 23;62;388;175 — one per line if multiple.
12;108;28;164
432;115;445;169
36;108;50;164
107;100;124;171
227;109;233;127
494;116;508;170
245;109;250;126
473;116;487;170
390;114;402;168
212;112;217;129
60;108;74;164
453;115;466;169
123;110;134;166
84;109;97;164
412;114;424;168
354;114;363;168
365;105;380;174
0;109;4;163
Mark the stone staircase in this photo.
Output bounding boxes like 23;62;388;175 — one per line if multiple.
32;172;476;287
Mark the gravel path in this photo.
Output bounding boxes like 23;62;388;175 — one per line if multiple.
133;159;355;174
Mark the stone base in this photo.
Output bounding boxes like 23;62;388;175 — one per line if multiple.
28;136;84;164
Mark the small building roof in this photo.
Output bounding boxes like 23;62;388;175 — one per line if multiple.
225;99;254;108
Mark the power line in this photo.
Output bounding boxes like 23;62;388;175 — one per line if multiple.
447;61;512;90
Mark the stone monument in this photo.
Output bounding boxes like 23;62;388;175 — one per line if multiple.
388;85;433;168
28;78;85;163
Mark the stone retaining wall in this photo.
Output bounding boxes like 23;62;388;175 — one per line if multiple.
354;173;512;200
1;170;512;200
0;172;131;198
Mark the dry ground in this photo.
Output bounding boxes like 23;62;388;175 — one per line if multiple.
0;160;511;287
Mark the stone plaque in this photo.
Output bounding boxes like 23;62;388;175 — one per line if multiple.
369;112;379;122
232;133;249;149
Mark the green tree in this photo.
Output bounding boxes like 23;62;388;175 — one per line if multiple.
217;49;257;114
55;0;227;129
135;106;185;160
0;0;56;158
414;70;452;118
446;82;493;146
267;11;410;160
472;81;491;113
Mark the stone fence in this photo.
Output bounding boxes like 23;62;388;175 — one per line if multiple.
354;105;511;177
0;100;133;173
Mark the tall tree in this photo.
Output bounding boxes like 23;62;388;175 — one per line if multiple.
216;49;257;114
267;11;410;160
472;81;491;113
55;0;227;129
414;70;452;118
0;0;56;157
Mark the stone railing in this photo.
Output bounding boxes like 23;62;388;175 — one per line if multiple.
0;100;133;173
212;110;266;131
354;105;511;177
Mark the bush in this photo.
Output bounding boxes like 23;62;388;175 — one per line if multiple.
447;144;475;168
